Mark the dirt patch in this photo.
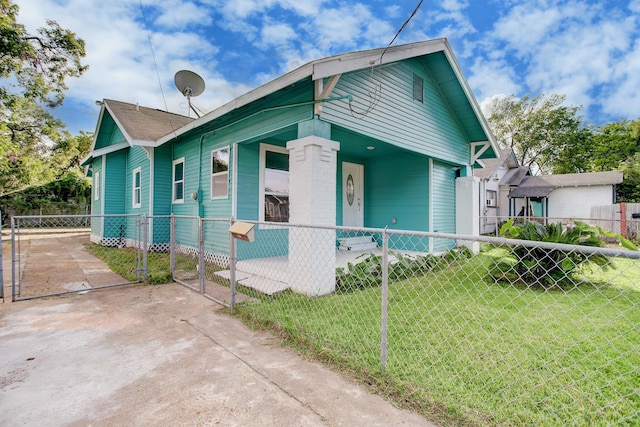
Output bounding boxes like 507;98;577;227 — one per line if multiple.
11;233;129;299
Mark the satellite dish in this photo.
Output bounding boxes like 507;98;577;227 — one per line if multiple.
174;70;205;117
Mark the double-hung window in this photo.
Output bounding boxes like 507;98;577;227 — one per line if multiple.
132;167;142;208
173;158;185;203
211;147;229;199
260;144;289;222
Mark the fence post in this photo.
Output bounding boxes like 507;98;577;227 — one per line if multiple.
0;210;4;302
170;215;176;276
229;218;236;308
198;218;205;293
381;227;389;372
143;215;149;280
10;216;17;301
621;203;627;238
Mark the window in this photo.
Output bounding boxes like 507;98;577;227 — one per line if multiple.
413;73;424;103
132;167;142;208
94;171;100;201
486;190;497;207
173;158;185;203
260;144;289;222
211;147;229;199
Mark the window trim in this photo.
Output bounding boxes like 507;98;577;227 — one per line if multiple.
94;170;100;201
259;143;289;223
210;147;230;200
132;167;142;209
172;157;185;204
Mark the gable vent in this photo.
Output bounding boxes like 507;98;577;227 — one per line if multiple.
413;74;424;103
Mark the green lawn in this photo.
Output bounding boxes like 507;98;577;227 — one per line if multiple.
234;249;640;426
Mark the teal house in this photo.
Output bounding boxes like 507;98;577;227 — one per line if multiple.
83;39;498;294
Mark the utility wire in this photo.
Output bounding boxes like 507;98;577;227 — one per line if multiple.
349;0;424;119
139;1;168;111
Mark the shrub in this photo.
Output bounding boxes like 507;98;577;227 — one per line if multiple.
492;219;635;289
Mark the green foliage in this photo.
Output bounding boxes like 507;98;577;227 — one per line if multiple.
616;152;640;203
488;94;587;174
491;219;637;289
335;248;472;293
0;0;88;194
0;172;90;222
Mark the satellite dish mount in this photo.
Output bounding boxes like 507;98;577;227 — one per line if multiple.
174;70;205;118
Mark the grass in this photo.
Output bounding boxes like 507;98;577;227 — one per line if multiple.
86;241;640;425
85;243;174;284
233;248;640;426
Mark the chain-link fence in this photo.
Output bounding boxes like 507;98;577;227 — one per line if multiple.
482;215;640;243
218;220;640;426
10;215;141;301
6;213;640;424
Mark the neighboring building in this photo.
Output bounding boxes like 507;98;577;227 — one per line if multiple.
511;171;624;220
475;148;624;233
82;39;499;294
474;147;521;233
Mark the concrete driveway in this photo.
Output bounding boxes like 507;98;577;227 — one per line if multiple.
0;283;435;426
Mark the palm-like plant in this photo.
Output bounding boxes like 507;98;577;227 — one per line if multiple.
493;219;627;289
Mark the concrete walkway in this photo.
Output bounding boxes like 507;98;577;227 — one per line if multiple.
0;283;435;426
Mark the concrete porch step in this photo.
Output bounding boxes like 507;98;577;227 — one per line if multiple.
338;235;378;251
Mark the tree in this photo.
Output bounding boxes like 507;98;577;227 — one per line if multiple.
0;0;88;195
590;119;640;172
487;94;587;174
616;153;640;203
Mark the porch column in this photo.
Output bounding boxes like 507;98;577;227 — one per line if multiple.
455;176;480;253
286;136;340;296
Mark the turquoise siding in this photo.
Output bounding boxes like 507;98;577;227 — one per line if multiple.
153;144;173;215
94;113;125;150
432;161;457;252
322;60;471;166
102;150;127;240
235;141;288;260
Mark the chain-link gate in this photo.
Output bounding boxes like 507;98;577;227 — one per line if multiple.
10;215;142;301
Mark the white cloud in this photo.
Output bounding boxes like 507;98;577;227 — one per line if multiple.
152;1;214;28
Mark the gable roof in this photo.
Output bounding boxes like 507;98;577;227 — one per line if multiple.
474;147;518;180
102;99;193;145
508;171;624;198
155;38;498;158
81;100;193;166
539;171;623;187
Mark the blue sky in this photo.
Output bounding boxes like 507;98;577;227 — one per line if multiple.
16;0;640;135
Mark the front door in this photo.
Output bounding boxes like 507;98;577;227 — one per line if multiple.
342;162;364;227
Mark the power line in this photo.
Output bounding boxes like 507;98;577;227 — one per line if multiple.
349;0;425;119
139;1;168;112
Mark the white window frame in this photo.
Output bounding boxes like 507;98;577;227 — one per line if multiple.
94;171;100;201
259;143;289;222
132;167;142;209
210;147;230;200
172;157;185;204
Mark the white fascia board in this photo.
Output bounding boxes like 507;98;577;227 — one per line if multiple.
312;39;447;80
103;102;134;145
90;141;129;157
87;103;108;154
156;64;314;146
132;139;158;147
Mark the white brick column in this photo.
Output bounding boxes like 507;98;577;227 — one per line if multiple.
286;136;340;296
456;176;480;253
